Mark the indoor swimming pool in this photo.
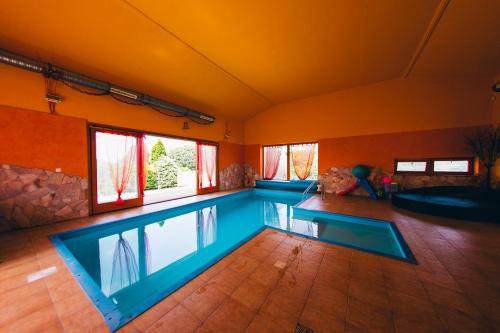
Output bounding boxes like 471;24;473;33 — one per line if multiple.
51;188;414;331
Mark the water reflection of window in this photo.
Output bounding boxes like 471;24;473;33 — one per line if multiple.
290;219;318;238
263;201;290;230
197;206;217;248
99;229;139;296
144;212;198;275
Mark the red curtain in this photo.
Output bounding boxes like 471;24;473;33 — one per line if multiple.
105;133;137;205
290;143;315;180
264;146;282;180
197;142;217;191
138;134;148;197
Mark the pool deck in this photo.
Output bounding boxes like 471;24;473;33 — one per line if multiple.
1;190;500;332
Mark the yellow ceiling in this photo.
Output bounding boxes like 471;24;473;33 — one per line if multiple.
0;1;498;119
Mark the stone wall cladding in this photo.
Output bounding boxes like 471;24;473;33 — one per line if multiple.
244;164;260;187
392;174;481;189
319;167;390;196
219;163;244;191
319;166;482;196
0;164;88;232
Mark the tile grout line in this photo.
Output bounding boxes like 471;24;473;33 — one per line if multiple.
295;240;327;331
30;233;67;333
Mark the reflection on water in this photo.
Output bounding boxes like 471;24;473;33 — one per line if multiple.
263;200;318;237
96;207;218;296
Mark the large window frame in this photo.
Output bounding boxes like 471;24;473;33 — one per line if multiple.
89;124;218;214
262;142;318;181
394;157;474;176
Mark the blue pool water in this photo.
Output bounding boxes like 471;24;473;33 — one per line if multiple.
51;189;414;331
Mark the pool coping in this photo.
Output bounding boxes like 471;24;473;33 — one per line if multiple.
50;188;416;332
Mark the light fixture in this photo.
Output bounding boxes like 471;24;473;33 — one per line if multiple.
182;121;189;130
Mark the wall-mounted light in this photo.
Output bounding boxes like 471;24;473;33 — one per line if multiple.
182;121;189;130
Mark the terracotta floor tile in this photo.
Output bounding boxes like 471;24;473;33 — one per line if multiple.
182;283;227;321
231;277;270;311
171;277;206;302
0;259;40;281
349;279;389;309
145;304;201;333
249;262;284;288
435;305;493;333
52;290;94;319
260;287;307;321
393;313;446;333
0;306;62;333
59;303;108;333
299;303;346;333
245;313;296;333
132;296;178;331
196;298;255;333
305;282;349;319
384;270;427;299
347;297;395;333
228;255;260;277
387;290;435;316
47;278;85;303
208;267;246;295
423;282;482;318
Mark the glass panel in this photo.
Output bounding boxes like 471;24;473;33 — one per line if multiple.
290;143;318;180
263;145;287;180
433;160;469;173
396;161;427;172
96;132;138;204
143;135;196;204
198;144;217;189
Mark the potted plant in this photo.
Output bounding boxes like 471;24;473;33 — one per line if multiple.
466;125;500;191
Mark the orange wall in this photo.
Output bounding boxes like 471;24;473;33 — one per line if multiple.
0;105;88;177
245;76;494;144
0;64;245;144
218;142;244;169
318;126;484;173
244;144;262;173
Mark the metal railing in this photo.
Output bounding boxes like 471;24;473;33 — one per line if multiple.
302;180;318;200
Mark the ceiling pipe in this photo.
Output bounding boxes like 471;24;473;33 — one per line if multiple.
0;48;215;124
403;0;451;77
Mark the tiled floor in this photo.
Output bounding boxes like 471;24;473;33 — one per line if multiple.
1;191;500;332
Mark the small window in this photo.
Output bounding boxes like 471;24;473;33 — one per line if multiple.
432;159;472;174
395;160;427;173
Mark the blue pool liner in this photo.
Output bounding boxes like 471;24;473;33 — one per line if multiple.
50;188;415;331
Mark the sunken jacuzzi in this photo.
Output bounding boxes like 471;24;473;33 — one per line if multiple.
392;186;500;222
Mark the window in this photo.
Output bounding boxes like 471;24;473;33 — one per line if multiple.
432;159;472;174
394;157;473;175
395;160;428;174
91;126;218;214
263;143;318;181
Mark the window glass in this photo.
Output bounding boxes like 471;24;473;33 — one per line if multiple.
433;160;469;173
395;161;427;173
263;145;287;180
290;143;318;180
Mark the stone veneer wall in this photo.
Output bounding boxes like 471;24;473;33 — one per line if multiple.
219;163;244;191
319;166;483;196
319;167;389;196
0;164;88;232
244;164;260;187
392;174;481;189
